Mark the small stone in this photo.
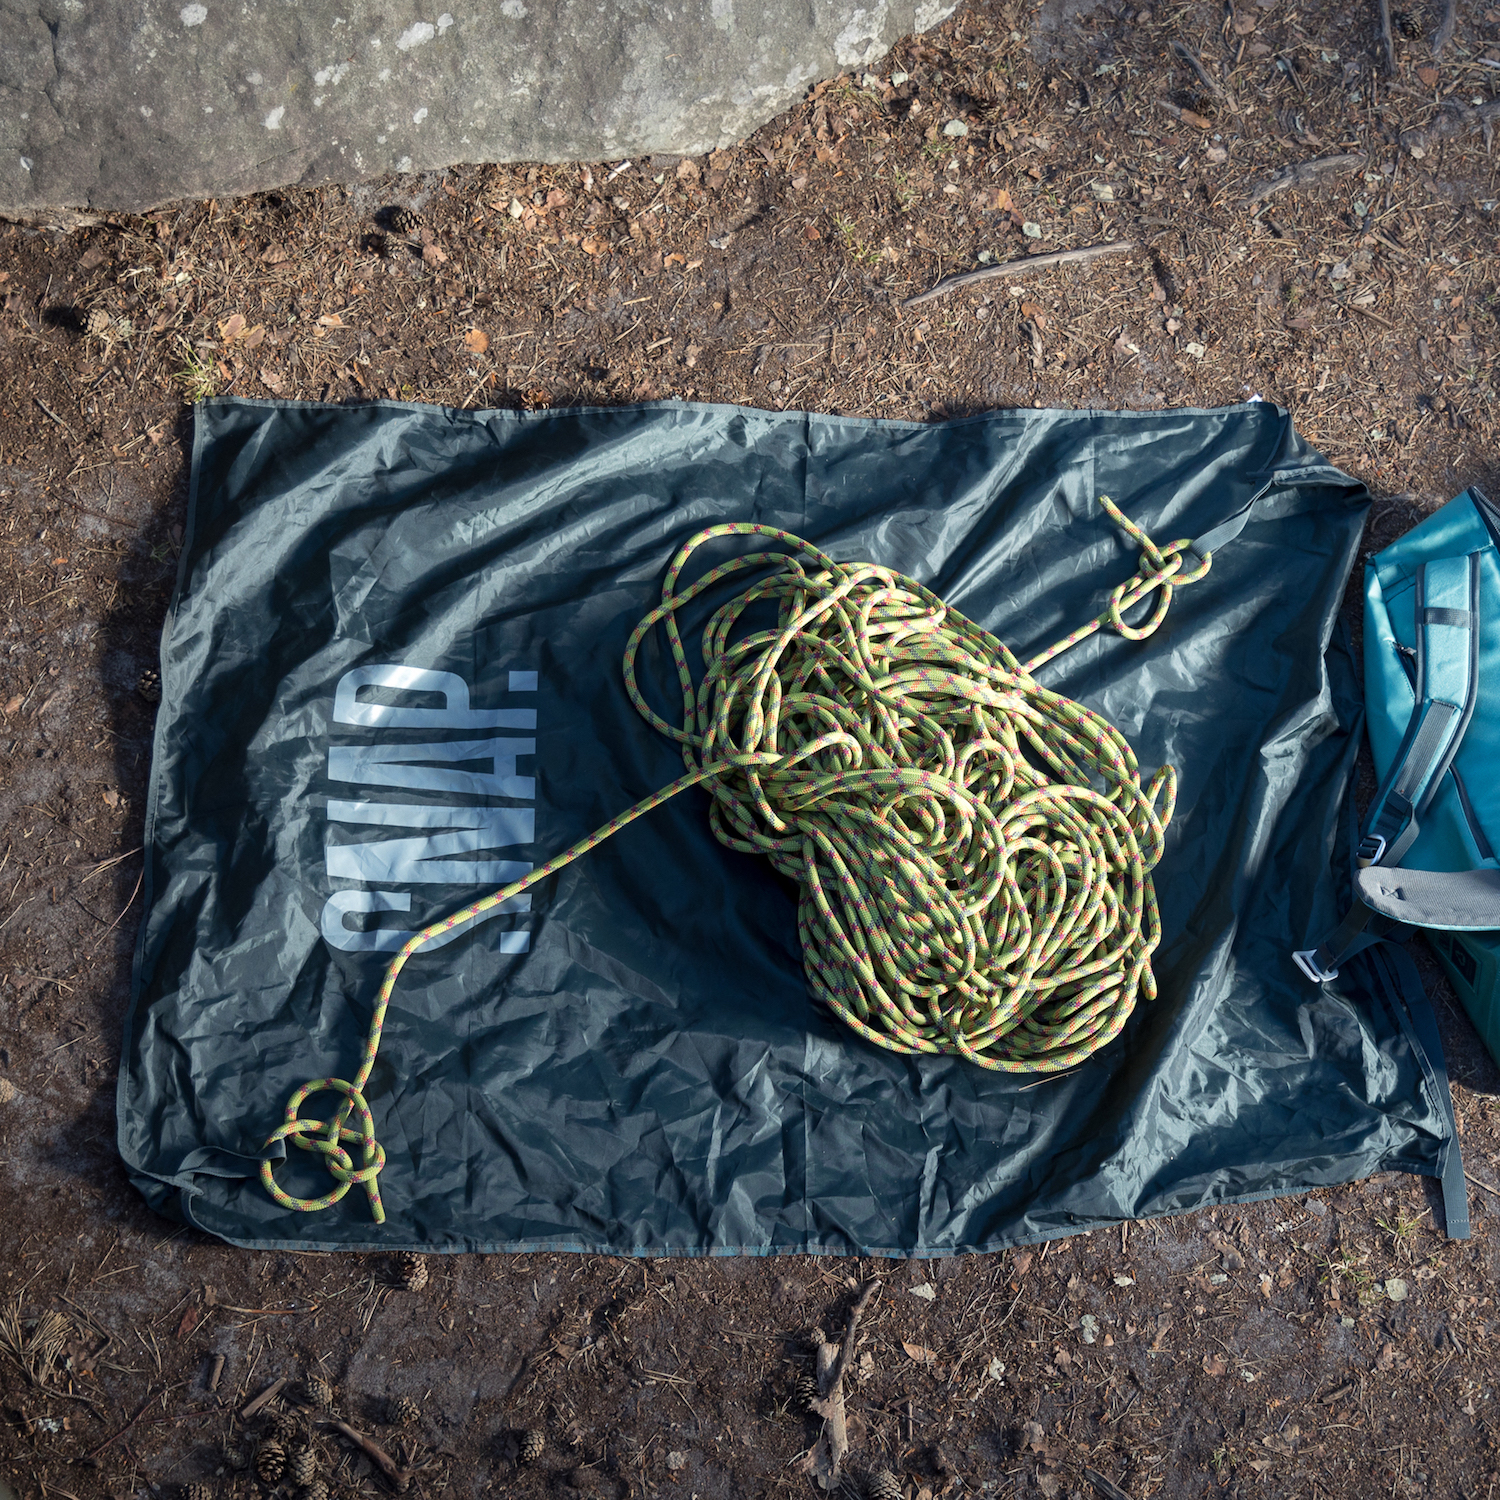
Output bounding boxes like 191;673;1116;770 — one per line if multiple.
1386;1278;1409;1302
518;1428;546;1464
0;1078;16;1105
868;1469;903;1500
942;119;968;136
389;1394;421;1426
256;1438;286;1484
1022;221;1042;239
665;1451;688;1472
397;1251;429;1292
289;1449;317;1487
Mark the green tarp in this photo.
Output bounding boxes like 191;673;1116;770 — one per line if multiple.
117;397;1460;1252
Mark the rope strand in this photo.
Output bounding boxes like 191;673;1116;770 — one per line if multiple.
261;497;1211;1221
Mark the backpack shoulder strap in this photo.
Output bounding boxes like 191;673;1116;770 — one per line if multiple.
1294;549;1486;981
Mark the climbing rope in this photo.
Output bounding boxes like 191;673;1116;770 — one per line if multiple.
261;497;1212;1221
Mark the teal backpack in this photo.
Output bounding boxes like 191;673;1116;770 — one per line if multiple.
1297;485;1500;1062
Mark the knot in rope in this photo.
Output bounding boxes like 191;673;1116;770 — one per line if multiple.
263;497;1211;1218
260;1077;388;1221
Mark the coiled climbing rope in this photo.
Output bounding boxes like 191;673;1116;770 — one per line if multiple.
261;497;1212;1222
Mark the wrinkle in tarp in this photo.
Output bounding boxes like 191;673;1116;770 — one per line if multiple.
116;397;1454;1252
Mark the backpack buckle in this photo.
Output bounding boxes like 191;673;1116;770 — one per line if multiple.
1356;834;1387;868
1293;948;1339;983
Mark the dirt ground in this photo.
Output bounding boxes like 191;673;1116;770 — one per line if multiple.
3;0;1500;1495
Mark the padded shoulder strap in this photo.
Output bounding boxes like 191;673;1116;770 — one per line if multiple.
1359;550;1482;869
1356;866;1500;930
1295;548;1485;981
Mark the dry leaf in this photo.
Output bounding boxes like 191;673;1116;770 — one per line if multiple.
422;243;447;266
463;328;490;354
1023;1420;1048;1454
805;225;822;241
1020;301;1048;328
317;313;344;329
1181;108;1213;129
978;186;1014;212
664;252;685;266
790;173;809;191
241;325;266;350
1202;1352;1228;1376
176;1305;200;1338
2;695;21;715
261;242;289;264
676;157;701;183
1417;66;1439;87
902;1340;938;1363
218;312;247;342
545;187;570;208
581;237;604;256
259;366;286;395
1232;9;1257;31
1011;1250;1034;1275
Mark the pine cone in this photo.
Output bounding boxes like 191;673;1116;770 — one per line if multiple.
1393;8;1420;36
518;1428;546;1465
182;1484;214;1500
794;1371;821;1411
867;1470;903;1500
397;1252;429;1292
266;1409;300;1445
303;1373;335;1410
256;1438;286;1484
390;207;421;235
304;1483;328;1500
289;1449;318;1487
389;1394;421;1427
136;668;162;704
86;307;113;337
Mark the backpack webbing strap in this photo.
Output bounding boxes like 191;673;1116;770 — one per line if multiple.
1295;551;1483;981
1367;942;1470;1240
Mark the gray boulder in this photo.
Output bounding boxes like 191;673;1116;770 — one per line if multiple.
1;0;957;221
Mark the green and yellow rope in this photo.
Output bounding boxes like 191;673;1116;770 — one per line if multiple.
261;497;1212;1221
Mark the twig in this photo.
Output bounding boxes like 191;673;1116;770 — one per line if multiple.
1465;1171;1500;1200
90;867;143;951
327;1418;412;1491
825;1280;881;1394
1401;97;1500;154
78;846;142;885
33;397;74;440
1085;1469;1133;1500
1378;0;1397;73
1170;39;1225;98
239;1374;288;1419
1432;0;1458;56
86;1389;159;1457
1155;97;1210;126
902;241;1136;308
1245;152;1365;203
